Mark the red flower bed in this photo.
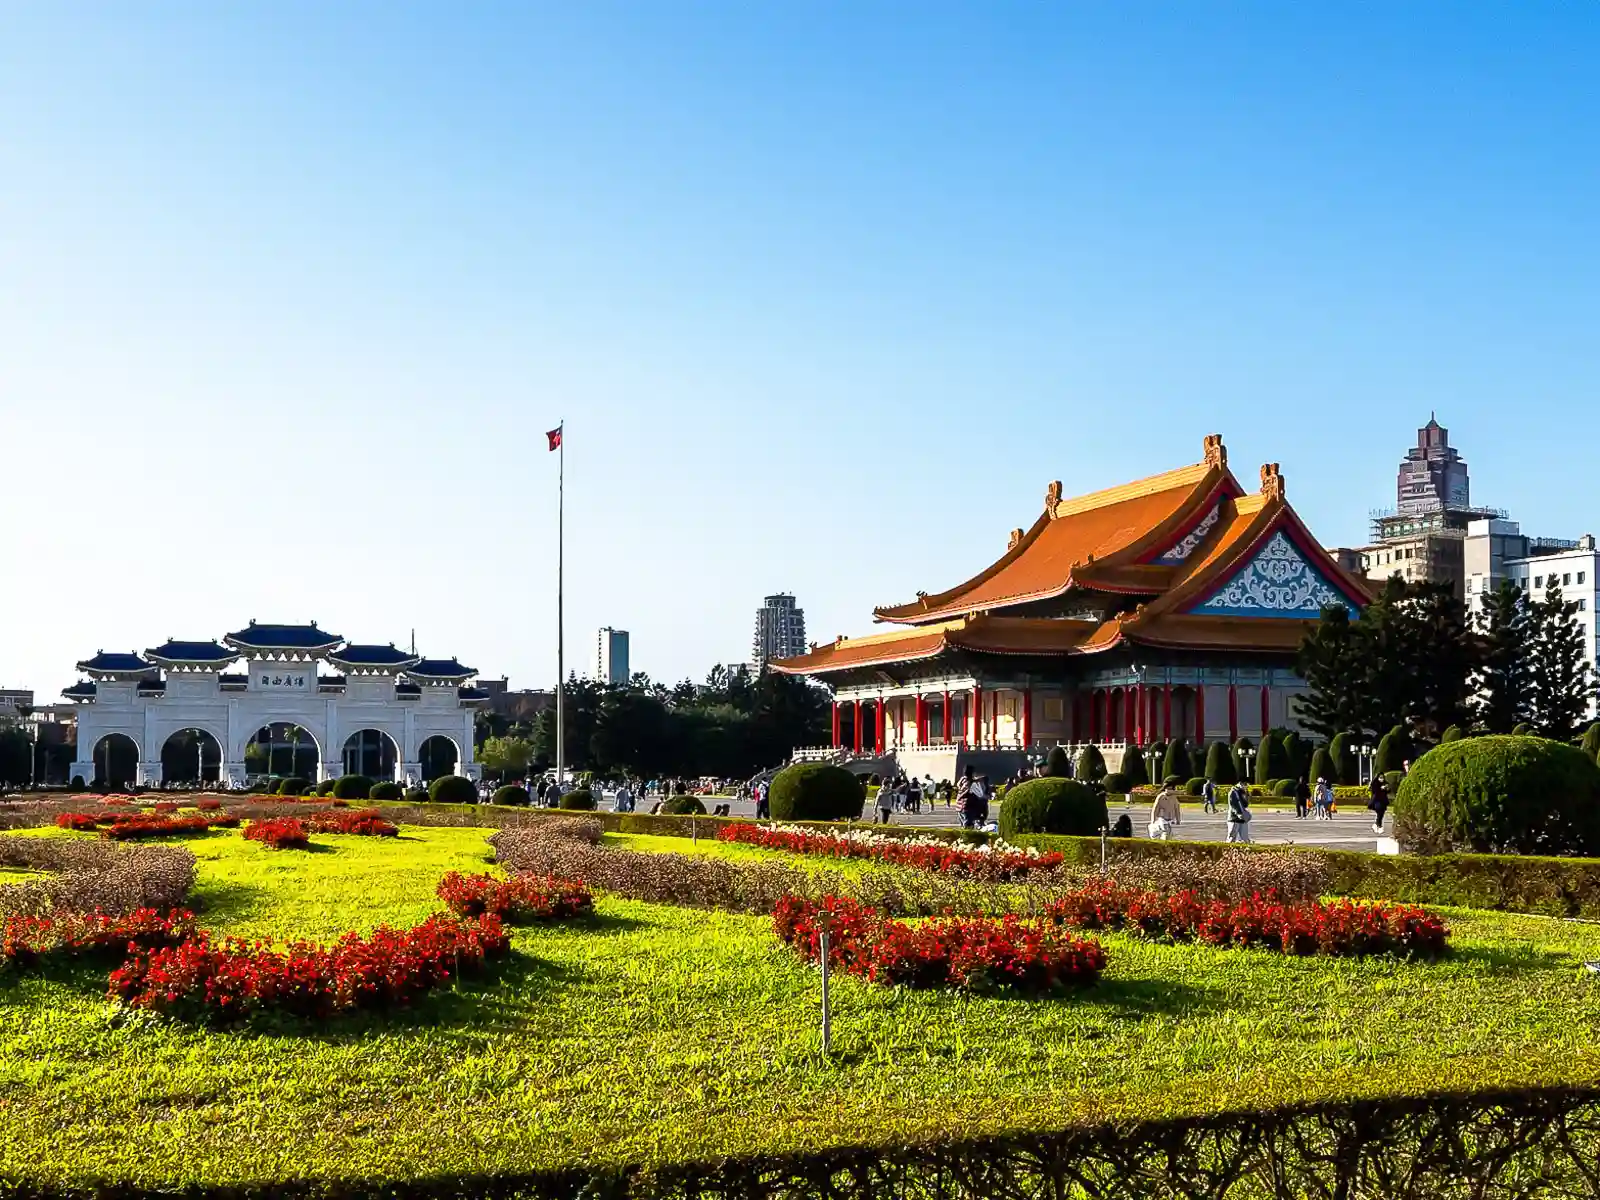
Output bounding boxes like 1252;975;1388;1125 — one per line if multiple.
152;802;178;814
437;872;593;922
97;796;134;808
305;809;399;838
55;812;103;831
773;895;1106;994
718;822;1062;879
1044;879;1449;959
108;913;510;1020
242;817;310;850
101;813;218;840
3;908;197;971
195;798;223;812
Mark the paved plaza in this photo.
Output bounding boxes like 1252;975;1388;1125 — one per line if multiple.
675;795;1388;852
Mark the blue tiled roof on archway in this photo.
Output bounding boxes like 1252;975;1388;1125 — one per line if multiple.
329;645;421;667
146;640;238;663
223;622;345;649
76;652;155;673
407;658;476;679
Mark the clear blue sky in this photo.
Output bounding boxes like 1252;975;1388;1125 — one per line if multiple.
3;3;1597;699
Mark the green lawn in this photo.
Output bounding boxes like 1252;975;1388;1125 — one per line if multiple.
3;824;1600;1189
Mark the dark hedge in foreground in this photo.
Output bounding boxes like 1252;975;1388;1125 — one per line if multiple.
3;1084;1599;1198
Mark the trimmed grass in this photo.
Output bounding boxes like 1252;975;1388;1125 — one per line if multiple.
2;825;1600;1189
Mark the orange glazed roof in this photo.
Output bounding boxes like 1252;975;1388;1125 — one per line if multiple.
874;434;1237;624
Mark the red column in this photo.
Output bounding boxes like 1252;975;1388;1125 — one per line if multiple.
1260;686;1270;736
943;690;952;742
831;701;840;748
1228;684;1238;742
1022;687;1033;748
971;684;983;746
1195;687;1206;744
1163;685;1173;740
853;703;862;753
875;699;885;754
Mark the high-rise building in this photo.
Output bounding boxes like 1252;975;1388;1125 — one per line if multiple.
596;627;630;685
1397;415;1471;514
753;594;806;670
1356;417;1503;599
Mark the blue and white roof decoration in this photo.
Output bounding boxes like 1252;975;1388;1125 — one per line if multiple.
327;644;423;673
1153;502;1223;565
75;652;157;677
223;621;345;654
1189;530;1358;619
62;681;98;700
145;640;241;668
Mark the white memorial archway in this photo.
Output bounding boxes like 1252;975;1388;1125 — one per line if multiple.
66;623;486;787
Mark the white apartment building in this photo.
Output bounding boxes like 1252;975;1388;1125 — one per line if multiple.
1465;520;1599;713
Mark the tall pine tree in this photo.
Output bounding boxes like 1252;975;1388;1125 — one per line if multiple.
1530;583;1595;742
1473;580;1533;734
1294;603;1367;739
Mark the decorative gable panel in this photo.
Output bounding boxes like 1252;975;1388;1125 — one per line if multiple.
1189;531;1357;618
1153;502;1222;565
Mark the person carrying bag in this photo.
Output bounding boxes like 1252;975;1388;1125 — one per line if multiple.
1226;780;1253;844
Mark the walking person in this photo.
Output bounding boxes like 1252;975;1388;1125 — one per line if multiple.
1226;779;1253;844
1368;772;1390;834
875;779;894;825
1202;776;1218;814
1149;777;1182;841
1293;776;1310;820
955;767;974;825
1315;776;1335;821
906;773;921;814
970;773;991;829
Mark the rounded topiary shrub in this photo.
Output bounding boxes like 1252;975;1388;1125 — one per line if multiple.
1272;778;1296;798
1328;732;1358;785
768;763;864;822
1308;747;1333;786
315;779;338;796
1102;771;1130;795
1075;745;1107;782
1185;777;1207;797
493;784;530;807
1162;740;1192;785
1512;723;1534;737
1440;725;1466;744
404;786;428;803
1203;740;1236;784
429;775;478;805
332;774;373;800
998;778;1109;840
1044;746;1072;777
1121;745;1148;787
1392;734;1600;856
369;781;403;801
276;776;310;797
559;788;597;810
1376;725;1412;775
1582;722;1600;762
661;795;706;815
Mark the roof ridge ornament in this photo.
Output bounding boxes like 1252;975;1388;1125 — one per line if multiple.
1045;481;1062;516
1008;528;1024;550
1260;462;1285;500
1204;434;1227;469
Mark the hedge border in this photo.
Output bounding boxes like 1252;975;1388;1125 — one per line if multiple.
478;808;1600;919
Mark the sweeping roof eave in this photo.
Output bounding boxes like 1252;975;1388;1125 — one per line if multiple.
872;448;1233;625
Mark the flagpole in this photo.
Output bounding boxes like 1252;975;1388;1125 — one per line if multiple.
555;420;565;791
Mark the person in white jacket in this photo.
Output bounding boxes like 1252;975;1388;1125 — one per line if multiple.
1149;781;1183;840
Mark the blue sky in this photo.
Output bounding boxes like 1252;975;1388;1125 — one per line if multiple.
2;3;1597;699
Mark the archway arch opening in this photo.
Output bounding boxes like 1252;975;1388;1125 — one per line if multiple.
418;735;460;782
343;729;398;781
160;728;223;786
245;723;319;781
90;734;139;789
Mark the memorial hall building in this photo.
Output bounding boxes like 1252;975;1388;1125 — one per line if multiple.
65;622;487;787
772;436;1373;779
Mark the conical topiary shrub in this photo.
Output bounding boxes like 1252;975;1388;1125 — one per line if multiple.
1162;739;1192;785
1328;732;1358;785
1308;746;1333;786
1203;740;1236;784
1045;746;1072;778
1231;737;1252;783
1121;743;1148;787
1254;735;1282;786
1440;725;1466;744
1075;744;1106;782
1375;725;1411;777
1581;723;1600;762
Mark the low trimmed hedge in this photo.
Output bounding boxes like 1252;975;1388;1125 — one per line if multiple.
332;774;373;801
429;775;478;805
661;796;707;815
559;789;597;811
492;785;530;807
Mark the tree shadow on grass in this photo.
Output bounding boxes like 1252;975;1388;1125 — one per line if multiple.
1448;943;1575;973
1075;975;1215;1021
189;879;276;925
577;911;647;937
